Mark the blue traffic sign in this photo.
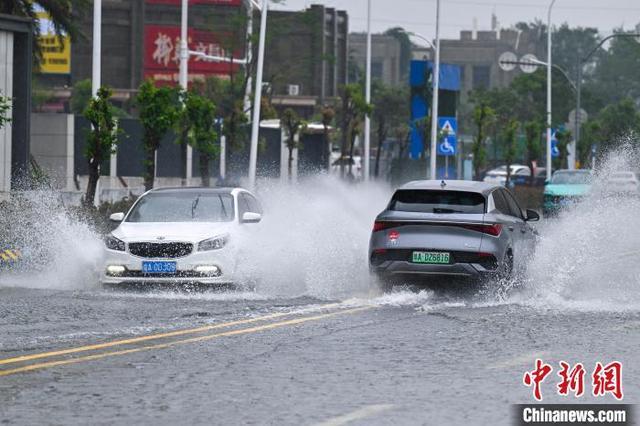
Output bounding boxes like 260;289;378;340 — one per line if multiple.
437;117;457;156
551;129;560;158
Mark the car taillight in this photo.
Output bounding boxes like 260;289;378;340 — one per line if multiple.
460;223;502;236
373;221;398;232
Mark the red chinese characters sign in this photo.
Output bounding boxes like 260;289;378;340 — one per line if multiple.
146;0;241;6
144;25;240;85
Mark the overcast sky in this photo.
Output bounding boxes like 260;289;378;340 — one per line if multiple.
271;0;640;46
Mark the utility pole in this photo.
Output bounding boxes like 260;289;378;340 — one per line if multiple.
91;0;101;97
429;0;441;180
546;0;556;182
179;0;192;183
247;0;268;189
363;0;372;182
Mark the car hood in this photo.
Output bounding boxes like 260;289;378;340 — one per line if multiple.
112;222;234;242
544;184;591;197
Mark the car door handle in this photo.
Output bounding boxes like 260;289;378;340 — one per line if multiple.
508;226;515;232
520;229;527;234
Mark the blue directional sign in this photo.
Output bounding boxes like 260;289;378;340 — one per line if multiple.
551;129;560;158
437;117;457;156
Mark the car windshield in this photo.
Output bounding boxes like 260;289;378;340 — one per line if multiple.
551;171;592;185
609;172;635;180
388;190;485;214
126;192;235;223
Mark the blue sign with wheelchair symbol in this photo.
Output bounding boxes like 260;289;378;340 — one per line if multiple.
551;129;560;158
437;117;457;156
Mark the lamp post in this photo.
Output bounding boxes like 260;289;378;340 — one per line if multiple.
91;0;101;97
429;0;441;180
247;0;268;189
545;0;556;182
363;0;372;182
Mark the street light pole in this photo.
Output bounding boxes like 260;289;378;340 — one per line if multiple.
91;0;102;97
363;0;372;182
429;0;441;180
179;0;192;183
546;0;556;182
248;0;268;189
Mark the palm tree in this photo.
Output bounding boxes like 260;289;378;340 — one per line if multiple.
1;0;89;65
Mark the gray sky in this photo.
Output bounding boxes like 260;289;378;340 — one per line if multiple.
271;0;640;45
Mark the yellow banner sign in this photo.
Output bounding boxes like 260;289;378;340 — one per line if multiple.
36;11;71;74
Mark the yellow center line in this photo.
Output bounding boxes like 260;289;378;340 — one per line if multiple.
0;302;344;366
0;306;373;377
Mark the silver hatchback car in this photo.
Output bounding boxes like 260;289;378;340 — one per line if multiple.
369;180;539;288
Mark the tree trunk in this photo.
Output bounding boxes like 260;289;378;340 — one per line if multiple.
288;147;294;181
85;158;100;207
340;98;349;178
323;126;330;172
348;131;356;179
506;162;512;187
144;143;156;191
199;153;210;187
528;158;536;186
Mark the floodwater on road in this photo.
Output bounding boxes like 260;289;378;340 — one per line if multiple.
1;149;640;425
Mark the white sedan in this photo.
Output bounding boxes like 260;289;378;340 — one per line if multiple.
483;165;530;186
100;187;262;288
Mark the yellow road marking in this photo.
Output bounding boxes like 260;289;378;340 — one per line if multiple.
0;303;344;366
0;306;372;377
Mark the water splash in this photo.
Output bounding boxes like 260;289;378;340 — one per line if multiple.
519;142;640;311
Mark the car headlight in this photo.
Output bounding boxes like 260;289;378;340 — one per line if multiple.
105;235;125;251
198;235;228;251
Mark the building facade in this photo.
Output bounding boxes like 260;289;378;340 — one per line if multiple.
439;27;546;100
264;5;348;118
348;33;402;87
36;0;251;111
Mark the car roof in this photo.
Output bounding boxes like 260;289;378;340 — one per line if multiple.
399;180;499;195
147;187;245;195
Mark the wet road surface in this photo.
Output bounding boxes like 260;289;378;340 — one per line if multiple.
0;286;637;425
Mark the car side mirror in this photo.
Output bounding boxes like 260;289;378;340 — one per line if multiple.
544;179;550;185
109;212;125;223
241;212;262;224
525;209;540;222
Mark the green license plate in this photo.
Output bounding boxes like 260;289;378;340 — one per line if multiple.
412;251;450;264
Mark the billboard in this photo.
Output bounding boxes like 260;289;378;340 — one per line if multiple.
35;7;71;74
144;25;240;84
146;0;241;5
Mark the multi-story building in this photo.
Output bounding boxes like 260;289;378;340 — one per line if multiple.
264;5;348;118
348;33;402;87
35;1;348;118
36;0;250;111
438;26;546;100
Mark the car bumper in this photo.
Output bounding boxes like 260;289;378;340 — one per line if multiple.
370;260;497;279
100;248;236;286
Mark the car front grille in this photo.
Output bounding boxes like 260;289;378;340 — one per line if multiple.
128;242;193;259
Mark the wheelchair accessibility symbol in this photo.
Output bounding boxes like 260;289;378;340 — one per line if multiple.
439;139;455;154
437;117;457;156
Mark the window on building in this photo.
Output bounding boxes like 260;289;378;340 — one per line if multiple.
472;65;491;90
372;61;383;80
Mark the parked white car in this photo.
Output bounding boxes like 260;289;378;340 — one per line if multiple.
100;187;262;288
483;165;531;186
605;171;640;194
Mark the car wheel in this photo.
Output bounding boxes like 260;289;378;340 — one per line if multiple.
498;250;514;280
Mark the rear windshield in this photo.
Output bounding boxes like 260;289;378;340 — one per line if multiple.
388;190;486;214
